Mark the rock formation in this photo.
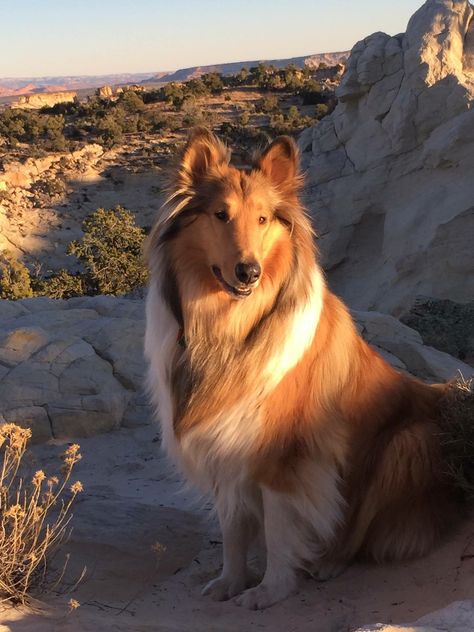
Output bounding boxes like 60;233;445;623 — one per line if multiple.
300;0;474;315
0;144;104;262
0;296;149;442
96;85;113;98
11;91;77;109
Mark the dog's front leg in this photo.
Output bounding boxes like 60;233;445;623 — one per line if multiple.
202;504;256;601
235;487;299;609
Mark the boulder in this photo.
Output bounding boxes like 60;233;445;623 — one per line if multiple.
0;296;149;442
301;0;474;315
96;85;113;98
353;309;473;380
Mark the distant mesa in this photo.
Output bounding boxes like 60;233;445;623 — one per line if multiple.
11;91;77;110
0;51;348;98
0;73;159;99
143;51;350;84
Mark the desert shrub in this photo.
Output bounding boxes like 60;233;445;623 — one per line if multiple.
401;298;474;364
32;270;84;299
0;251;33;300
0;110;67;151
269;106;313;135
300;80;325;105
315;103;329;120
95;114;124;147
119;90;145;113
141;89;166;105
68;206;148;295
0;424;83;603
219;122;270;157
248;63;276;89
185;78;209;99
280;64;304;92
137;110;167;133
238;111;250;126
180;101;216;128
439;376;474;502
257;95;279;113
161;82;185;107
287;105;300;122
201;72;224;94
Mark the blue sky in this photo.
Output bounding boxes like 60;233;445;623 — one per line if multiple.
1;0;422;78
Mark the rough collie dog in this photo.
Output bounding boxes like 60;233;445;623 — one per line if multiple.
144;128;457;609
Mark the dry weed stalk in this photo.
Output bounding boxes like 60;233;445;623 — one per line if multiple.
439;374;474;502
0;424;83;604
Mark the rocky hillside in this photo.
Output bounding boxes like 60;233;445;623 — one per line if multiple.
300;0;474;315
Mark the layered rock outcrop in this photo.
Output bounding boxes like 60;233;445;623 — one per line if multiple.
301;0;474;314
11;91;77;109
0;144;104;262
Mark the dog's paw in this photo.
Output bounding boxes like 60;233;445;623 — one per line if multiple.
202;574;248;601
234;581;293;610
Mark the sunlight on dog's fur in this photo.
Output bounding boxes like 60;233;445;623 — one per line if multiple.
145;128;458;610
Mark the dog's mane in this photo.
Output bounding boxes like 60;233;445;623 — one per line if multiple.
147;166;317;438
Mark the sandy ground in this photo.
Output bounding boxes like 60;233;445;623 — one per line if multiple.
0;425;473;632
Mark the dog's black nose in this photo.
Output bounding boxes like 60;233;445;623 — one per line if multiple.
235;261;261;285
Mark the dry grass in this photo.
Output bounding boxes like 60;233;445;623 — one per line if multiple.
0;423;83;604
438;374;474;502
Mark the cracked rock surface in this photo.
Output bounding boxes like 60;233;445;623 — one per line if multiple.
0;295;149;442
300;0;474;314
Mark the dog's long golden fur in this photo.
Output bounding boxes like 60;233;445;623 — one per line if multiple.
145;128;458;609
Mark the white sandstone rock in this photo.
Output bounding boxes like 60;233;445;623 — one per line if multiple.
0;297;149;441
301;0;474;314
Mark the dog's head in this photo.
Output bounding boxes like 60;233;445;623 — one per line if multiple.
158;128;304;300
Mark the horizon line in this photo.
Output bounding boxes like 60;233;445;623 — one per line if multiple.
0;48;351;82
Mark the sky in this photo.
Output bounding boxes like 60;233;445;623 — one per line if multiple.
1;0;423;78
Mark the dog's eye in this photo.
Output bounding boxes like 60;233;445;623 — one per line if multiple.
215;210;229;222
259;216;267;225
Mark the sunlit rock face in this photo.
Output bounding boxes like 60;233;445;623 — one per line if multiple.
301;0;474;315
11;91;77;109
0;296;149;443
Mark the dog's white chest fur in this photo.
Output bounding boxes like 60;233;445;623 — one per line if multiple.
145;267;324;485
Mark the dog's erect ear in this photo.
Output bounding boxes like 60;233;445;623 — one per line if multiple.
257;136;300;193
179;127;229;188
